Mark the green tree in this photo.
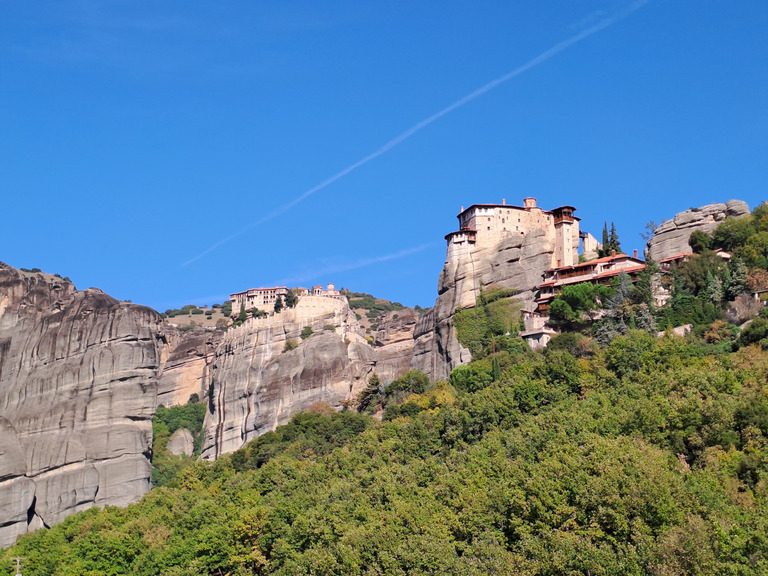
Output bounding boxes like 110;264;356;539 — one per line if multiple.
689;230;713;253
609;221;621;254
357;373;382;412
274;296;283;313
283;338;297;352
238;304;246;323
285;289;298;308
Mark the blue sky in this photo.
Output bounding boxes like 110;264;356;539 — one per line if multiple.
1;1;766;311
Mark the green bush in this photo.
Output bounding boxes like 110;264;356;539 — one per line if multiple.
453;289;522;358
738;318;768;348
300;326;313;340
284;338;298;352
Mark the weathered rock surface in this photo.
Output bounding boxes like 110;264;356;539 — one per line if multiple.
647;200;750;261
157;328;221;407
0;263;165;548
201;296;374;459
412;229;554;380
371;309;420;384
166;428;194;457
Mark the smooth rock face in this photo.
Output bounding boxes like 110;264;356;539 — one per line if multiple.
0;263;164;548
166;428;194;456
647;200;750;261
412;229;555;380
201;297;374;460
157;328;221;407
372;309;420;384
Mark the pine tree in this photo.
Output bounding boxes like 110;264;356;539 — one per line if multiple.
238;304;247;323
705;271;724;306
285;290;297;308
357;373;382;412
274;296;283;313
727;258;749;299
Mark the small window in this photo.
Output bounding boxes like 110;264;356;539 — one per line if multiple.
487;226;491;230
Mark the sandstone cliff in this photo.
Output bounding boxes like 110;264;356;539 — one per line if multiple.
647;200;750;261
200;296;374;459
412;229;557;380
157;327;221;408
0;263;165;548
370;308;420;382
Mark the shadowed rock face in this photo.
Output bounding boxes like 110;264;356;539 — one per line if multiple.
412;229;555;380
647;200;750;261
371;309;420;383
157;328;221;408
0;263;165;548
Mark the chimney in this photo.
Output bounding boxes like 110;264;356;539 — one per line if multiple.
502;198;506;205
460;206;464;212
633;249;638;258
611;249;616;256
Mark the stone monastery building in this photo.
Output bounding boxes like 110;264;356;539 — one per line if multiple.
445;197;581;269
229;283;341;316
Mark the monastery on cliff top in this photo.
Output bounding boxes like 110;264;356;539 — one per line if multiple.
445;197;583;269
445;197;645;310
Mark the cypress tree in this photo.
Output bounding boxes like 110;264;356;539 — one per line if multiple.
609;222;621;255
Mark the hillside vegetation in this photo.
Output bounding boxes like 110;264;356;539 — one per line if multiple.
4;330;767;575
4;205;767;574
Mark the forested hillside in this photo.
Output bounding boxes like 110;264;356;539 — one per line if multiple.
4;330;766;575
4;204;767;574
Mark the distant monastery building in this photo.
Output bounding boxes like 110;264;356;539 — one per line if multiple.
229;283;342;316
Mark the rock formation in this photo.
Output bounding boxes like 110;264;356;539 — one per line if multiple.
0;263;165;548
166;429;194;457
157;328;221;407
200;296;374;459
371;309;420;383
412;228;557;380
0;261;422;545
647;200;750;261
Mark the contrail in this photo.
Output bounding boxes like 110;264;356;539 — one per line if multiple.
183;1;648;267
278;242;441;285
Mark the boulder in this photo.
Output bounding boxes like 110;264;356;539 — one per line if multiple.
166;428;194;456
647;200;750;261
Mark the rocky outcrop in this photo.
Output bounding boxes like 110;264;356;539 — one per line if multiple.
0;263;165;548
200;296;375;460
166;429;194;457
371;309;420;383
647;200;750;261
412;229;555;380
157;328;221;407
